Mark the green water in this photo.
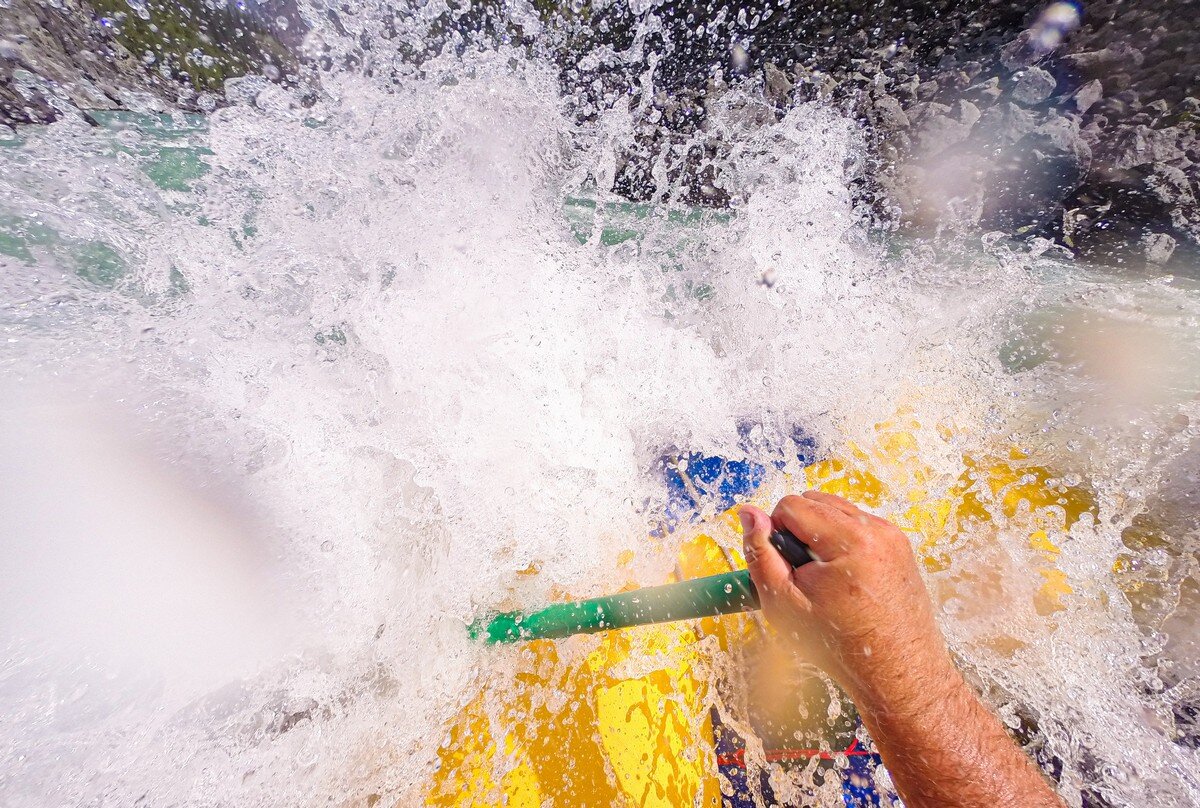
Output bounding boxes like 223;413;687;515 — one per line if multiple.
0;112;209;288
1;113;733;300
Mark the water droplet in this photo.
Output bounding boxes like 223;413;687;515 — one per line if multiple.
124;0;150;20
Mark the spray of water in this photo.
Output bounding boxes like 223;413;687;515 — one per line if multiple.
2;9;1199;807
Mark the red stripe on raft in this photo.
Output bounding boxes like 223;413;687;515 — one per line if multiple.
716;739;873;768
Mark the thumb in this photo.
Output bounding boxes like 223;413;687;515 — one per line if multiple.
739;505;792;594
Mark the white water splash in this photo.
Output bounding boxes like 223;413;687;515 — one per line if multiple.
1;30;1198;808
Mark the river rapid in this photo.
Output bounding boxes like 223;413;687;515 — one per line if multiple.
2;18;1200;808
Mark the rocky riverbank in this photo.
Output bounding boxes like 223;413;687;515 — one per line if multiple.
0;0;164;124
0;0;298;125
2;0;1197;272
611;0;1200;272
859;0;1200;271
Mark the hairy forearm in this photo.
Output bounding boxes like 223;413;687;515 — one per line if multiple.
739;497;1063;807
849;659;1063;808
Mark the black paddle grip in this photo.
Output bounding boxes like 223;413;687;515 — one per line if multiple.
769;528;814;568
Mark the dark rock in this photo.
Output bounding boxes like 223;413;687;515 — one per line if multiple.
1092;96;1130;120
958;100;982;129
1001;30;1043;71
976;101;1038;145
1080;116;1107;147
893;77;921;102
971;76;1004;105
5;0;1195;274
919;110;973;153
1108;73;1134;94
1144;232;1177;264
1146;98;1171;119
763;62;792;107
1062;162;1199;268
909;100;951;123
1181;130;1199;161
1115;90;1143;111
1060;45;1145;76
0;0;153;123
0;0;299;125
1146;162;1199;232
1135;69;1175;97
945;70;972;91
1072;79;1104;114
981;116;1092;233
1156;28;1195;52
1112;125;1185;169
873;94;909;130
1012;66;1057;105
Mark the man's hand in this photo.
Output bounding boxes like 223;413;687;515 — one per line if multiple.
738;492;957;709
739;491;1064;808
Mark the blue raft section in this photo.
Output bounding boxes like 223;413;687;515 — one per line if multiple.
659;427;892;807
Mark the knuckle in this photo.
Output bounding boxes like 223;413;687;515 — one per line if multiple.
879;528;914;556
778;493;807;510
855;526;893;553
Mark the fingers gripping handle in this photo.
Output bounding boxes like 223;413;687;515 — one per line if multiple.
769;527;814;568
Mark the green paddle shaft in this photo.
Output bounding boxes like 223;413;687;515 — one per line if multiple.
469;568;757;643
468;529;813;644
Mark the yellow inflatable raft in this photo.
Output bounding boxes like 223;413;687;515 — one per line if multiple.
427;414;1096;807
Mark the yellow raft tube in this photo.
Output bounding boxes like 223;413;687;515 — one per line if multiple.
427;415;1096;807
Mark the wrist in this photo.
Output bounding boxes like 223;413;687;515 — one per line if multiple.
841;644;964;722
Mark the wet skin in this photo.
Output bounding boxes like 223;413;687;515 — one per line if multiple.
740;493;1064;808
